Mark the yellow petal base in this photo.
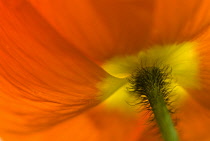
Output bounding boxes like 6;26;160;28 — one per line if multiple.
100;42;199;113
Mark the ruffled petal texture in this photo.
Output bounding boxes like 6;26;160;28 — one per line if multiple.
189;27;210;110
0;0;110;133
151;0;210;44
28;0;210;65
177;97;210;141
1;104;147;141
1;0;210;140
28;0;154;64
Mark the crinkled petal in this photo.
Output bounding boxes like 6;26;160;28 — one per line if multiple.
29;0;210;64
0;0;112;132
177;97;210;141
1;104;147;141
187;26;210;110
28;0;154;64
151;0;210;44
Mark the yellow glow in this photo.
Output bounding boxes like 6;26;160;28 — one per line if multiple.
100;42;199;112
102;55;139;78
96;76;127;101
102;83;137;113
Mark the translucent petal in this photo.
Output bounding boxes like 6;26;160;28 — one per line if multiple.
0;0;114;132
28;0;154;64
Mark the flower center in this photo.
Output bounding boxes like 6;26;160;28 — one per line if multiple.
98;42;199;139
101;42;199;111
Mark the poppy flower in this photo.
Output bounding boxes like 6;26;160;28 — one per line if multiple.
0;0;210;141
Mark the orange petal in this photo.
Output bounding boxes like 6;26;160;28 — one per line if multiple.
0;0;109;132
188;26;210;110
28;0;154;64
1;112;100;141
151;0;210;44
1;104;147;141
177;96;210;141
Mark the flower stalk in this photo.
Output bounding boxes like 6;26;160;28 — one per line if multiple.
129;65;179;141
149;86;179;141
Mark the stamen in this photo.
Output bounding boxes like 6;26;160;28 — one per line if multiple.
129;65;179;141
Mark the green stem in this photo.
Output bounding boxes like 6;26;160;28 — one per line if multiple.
149;87;179;141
